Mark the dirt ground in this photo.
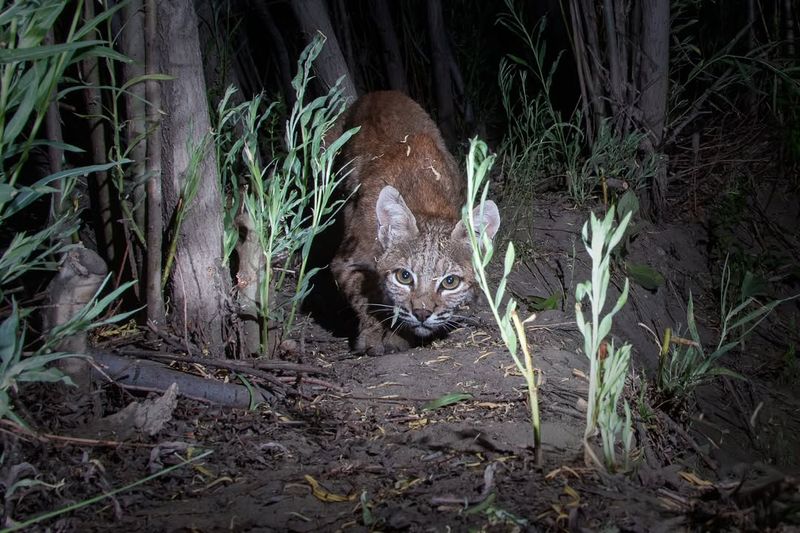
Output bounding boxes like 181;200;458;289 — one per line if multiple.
3;187;800;531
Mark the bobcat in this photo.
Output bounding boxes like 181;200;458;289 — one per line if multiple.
329;91;500;355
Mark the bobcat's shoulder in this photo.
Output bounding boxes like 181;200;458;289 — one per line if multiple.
330;91;499;355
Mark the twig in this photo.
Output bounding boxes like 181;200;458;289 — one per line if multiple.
115;348;289;390
6;450;213;531
659;412;718;472
147;320;192;353
276;375;345;392
0;419;149;448
722;376;757;443
122;346;331;375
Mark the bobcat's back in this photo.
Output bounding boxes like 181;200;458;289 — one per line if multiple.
337;91;465;223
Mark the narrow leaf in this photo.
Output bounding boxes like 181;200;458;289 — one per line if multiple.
422;392;474;411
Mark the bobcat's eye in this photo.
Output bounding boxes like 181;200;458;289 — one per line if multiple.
394;269;414;285
440;275;461;291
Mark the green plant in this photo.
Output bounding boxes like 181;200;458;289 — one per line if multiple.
583;119;659;194
1;278;136;428
0;0;135;424
496;1;660;211
161;133;210;288
462;137;542;464
668;2;800;149
41;276;138;352
3;449;212;531
101;8;174;256
0;303;74;427
635;377;656;424
215;34;357;353
496;1;583;204
657;258;799;411
574;206;634;470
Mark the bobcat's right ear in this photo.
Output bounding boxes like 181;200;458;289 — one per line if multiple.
451;200;501;247
376;186;418;249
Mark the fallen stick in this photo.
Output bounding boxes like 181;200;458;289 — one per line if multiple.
114;348;290;390
89;351;278;408
122;347;331;375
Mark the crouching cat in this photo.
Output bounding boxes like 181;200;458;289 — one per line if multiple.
329;91;500;355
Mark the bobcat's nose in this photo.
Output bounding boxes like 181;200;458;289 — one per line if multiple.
412;308;432;323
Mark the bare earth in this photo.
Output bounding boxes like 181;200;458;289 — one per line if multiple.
5;191;800;531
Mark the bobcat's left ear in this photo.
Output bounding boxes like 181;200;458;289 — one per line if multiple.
376;185;419;249
451;200;501;245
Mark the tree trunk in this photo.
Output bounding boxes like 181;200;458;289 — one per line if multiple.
426;0;456;145
120;0;147;278
783;0;795;57
252;2;295;106
639;0;670;216
331;0;358;89
157;0;230;352
44;246;108;389
81;2;115;263
234;212;265;357
370;0;408;92
44;29;65;229
145;0;165;329
290;0;357;102
567;0;671;217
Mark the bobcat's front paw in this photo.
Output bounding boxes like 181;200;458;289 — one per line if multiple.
381;331;411;353
354;328;386;356
354;329;412;356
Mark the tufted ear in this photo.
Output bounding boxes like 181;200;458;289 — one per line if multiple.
451;200;501;246
376;186;419;249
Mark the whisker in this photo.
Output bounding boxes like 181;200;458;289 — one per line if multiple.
374;311;415;329
390;321;405;335
366;303;398;311
441;319;465;331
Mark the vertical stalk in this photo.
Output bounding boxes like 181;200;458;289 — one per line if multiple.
512;311;542;466
260;265;272;356
44;29;65;228
82;0;114;262
145;0;165;326
658;327;671;388
121;0;147;245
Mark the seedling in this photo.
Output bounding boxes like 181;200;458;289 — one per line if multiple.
462;138;542;465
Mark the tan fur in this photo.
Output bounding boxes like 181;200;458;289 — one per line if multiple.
329;91;498;355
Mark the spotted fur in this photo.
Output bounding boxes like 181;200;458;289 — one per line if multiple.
329;92;500;355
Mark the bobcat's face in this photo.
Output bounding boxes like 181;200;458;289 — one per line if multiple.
376;224;475;338
374;185;499;340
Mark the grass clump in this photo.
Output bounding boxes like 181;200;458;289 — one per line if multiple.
657;258;799;416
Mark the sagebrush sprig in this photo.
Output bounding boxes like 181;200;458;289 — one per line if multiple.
462;137;541;464
216;34;357;354
575;206;633;470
